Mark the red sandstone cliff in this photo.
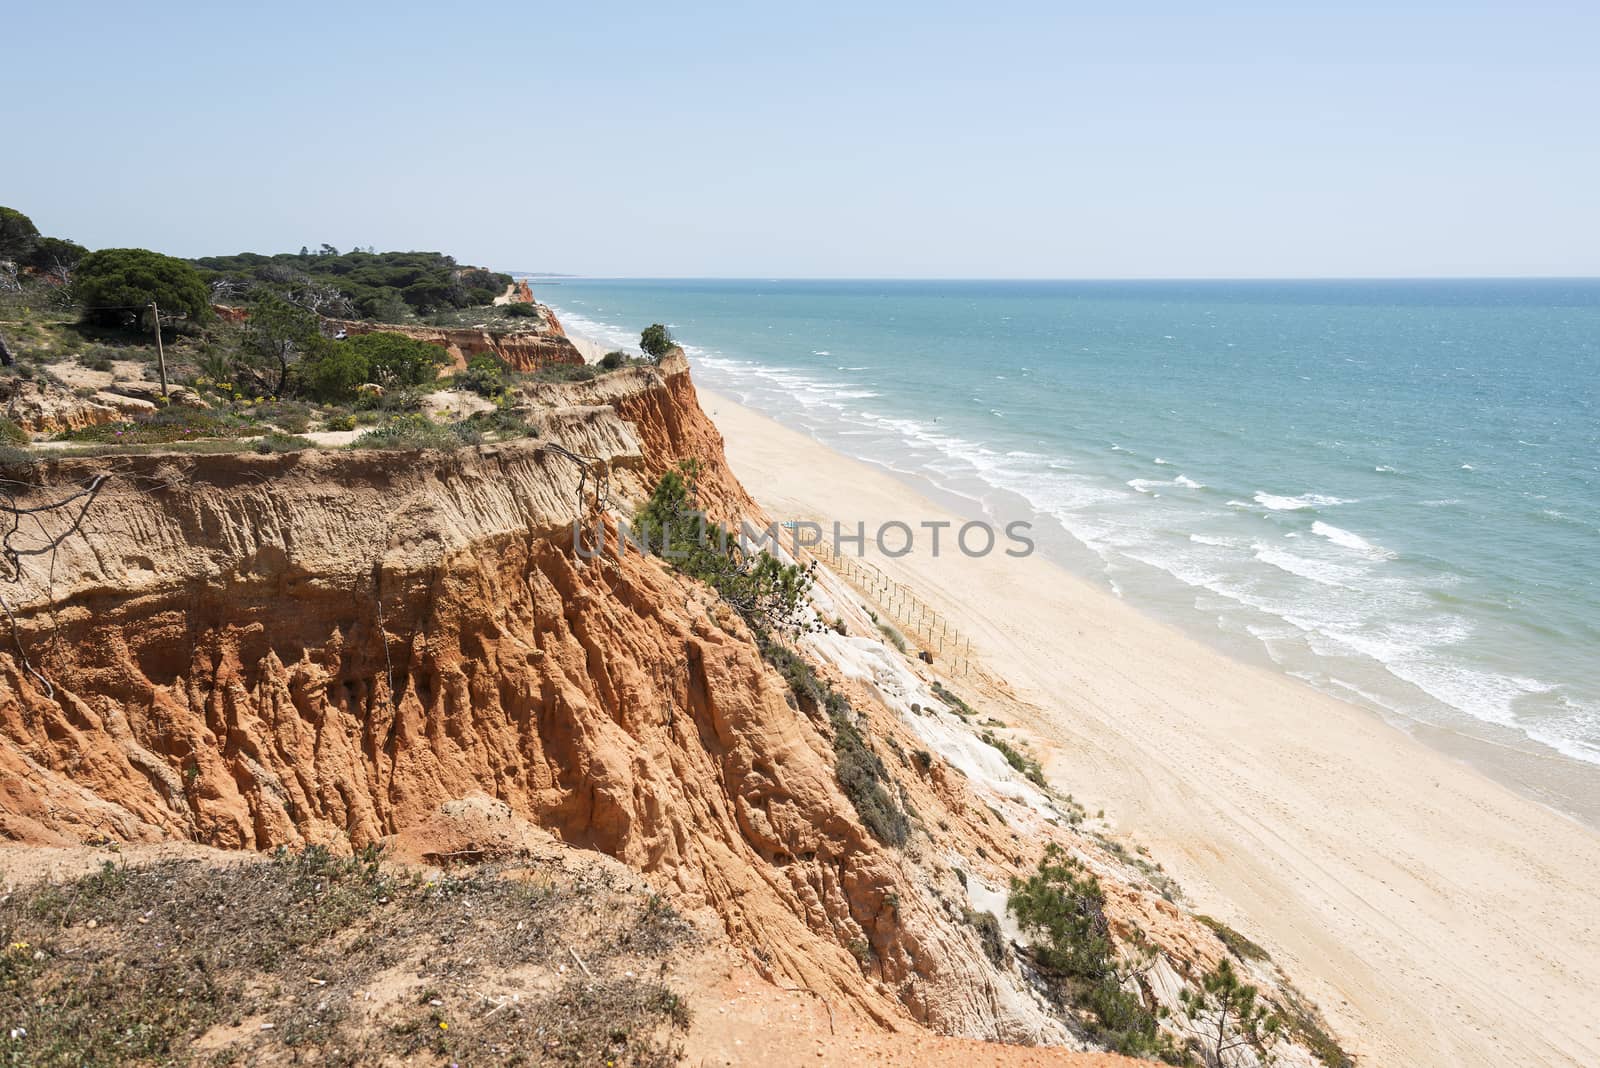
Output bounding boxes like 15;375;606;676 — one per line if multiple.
0;357;1345;1061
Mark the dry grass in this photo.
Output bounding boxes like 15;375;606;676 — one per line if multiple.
1;846;694;1066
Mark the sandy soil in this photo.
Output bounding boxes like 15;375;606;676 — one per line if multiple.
565;333;614;365
680;947;1138;1067
699;387;1600;1068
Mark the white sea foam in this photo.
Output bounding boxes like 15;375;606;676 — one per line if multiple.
1253;492;1357;511
1375;464;1397;473
1311;521;1394;558
1129;475;1204;495
1252;544;1360;587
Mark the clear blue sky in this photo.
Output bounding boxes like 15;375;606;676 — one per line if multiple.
6;1;1596;278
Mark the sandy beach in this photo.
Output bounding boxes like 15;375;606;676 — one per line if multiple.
698;385;1600;1068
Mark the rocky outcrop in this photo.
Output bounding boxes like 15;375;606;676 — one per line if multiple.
0;376;121;435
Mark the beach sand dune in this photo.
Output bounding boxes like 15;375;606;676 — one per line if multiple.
702;387;1600;1068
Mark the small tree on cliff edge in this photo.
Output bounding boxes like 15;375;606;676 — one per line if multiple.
640;323;675;363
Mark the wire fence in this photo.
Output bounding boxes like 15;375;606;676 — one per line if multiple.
805;538;975;676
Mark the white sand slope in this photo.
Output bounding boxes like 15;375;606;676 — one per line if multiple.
701;387;1600;1068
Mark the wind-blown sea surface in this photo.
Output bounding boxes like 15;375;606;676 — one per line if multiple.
546;279;1600;815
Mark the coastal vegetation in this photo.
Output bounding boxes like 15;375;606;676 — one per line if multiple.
633;464;815;636
192;247;512;322
74;248;213;329
632;464;913;849
758;633;911;848
640;323;675;362
1008;844;1183;1061
0;848;693;1066
979;729;1047;788
0;204;663;461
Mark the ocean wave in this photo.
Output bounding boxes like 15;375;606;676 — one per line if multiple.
545;306;643;355
1375;464;1398;473
1129;475;1204;495
1253;491;1357;512
1311;521;1395;558
1252;544;1360;588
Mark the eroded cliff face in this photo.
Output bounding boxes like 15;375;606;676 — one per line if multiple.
328;310;582;372
0;358;1035;1036
0;358;1343;1059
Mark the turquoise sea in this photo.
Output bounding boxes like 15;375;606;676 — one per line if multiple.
545;279;1600;818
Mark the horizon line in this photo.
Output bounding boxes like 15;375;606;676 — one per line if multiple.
512;274;1600;284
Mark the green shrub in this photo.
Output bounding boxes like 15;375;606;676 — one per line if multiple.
501;301;538;318
877;622;907;653
531;362;598;383
0;444;36;467
1198;915;1270;963
599;350;628;371
295;333;445;403
322;413;357;431
252;399;313;434
59;410;255;445
757;633;909;848
342;332;446;387
1180;958;1282;1066
297;342;370;401
462;407;537;439
633;469;812;634
0;417;29;445
963;908;1007;965
457;354;506;397
350;413;479;450
1009;845;1178;1060
931;680;977;718
980;731;1047;788
252;432;315;454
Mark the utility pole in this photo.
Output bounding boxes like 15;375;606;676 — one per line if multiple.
148;302;168;398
